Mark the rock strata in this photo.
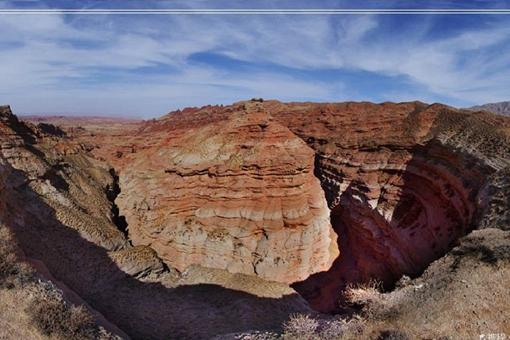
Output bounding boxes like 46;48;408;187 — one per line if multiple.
116;104;339;283
0;105;127;250
266;101;510;311
21;100;510;316
3;105;314;340
1;105;167;285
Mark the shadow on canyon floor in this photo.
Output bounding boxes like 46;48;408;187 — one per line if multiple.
293;139;492;313
5;164;307;340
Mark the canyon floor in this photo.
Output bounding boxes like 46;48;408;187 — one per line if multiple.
1;100;509;339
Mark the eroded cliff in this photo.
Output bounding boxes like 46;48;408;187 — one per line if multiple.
85;100;510;312
267;101;510;311
116;104;339;283
12;99;510;337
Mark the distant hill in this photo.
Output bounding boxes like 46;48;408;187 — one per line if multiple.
469;101;510;116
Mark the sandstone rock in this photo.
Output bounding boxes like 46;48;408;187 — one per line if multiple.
15;100;510;337
265;101;510;311
4;107;313;340
22;100;510;314
0;106;130;251
116;104;338;283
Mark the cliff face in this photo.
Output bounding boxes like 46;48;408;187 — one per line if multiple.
116;102;339;283
267;101;510;311
20;100;510;316
3;105;313;340
0;105;126;250
12;100;510;337
106;100;510;310
0;105;170;278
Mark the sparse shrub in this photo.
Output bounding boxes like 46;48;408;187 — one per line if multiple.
29;296;98;340
0;228;22;288
319;316;367;340
341;316;366;338
0;227;34;288
0;225;108;339
395;275;411;288
344;280;401;320
344;280;383;307
0;252;18;286
281;315;368;340
283;313;319;340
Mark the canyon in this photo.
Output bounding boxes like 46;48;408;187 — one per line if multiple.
1;100;509;339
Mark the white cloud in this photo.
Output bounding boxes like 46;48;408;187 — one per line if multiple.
0;14;347;115
1;11;510;115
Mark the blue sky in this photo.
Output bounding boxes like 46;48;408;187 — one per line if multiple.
1;0;510;117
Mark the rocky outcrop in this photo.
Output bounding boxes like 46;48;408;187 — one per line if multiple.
116;103;339;283
14;105;315;339
0;105;127;251
1;105;173;280
14;100;510;338
108;245;166;278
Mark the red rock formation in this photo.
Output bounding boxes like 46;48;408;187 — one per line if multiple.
267;101;510;311
23;100;510;315
6;105;314;340
1;106;165;279
115;102;339;283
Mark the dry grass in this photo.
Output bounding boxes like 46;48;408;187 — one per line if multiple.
0;227;33;290
0;224;116;340
344;280;404;321
282;313;319;339
276;281;412;339
29;294;97;340
344;280;383;307
0;289;49;340
278;229;510;340
280;313;409;340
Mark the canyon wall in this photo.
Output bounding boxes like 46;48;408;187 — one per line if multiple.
115;103;339;283
0;106;125;249
3;105;314;340
267;101;510;311
20;100;510;316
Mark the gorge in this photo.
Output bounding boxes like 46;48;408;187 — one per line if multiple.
1;100;510;339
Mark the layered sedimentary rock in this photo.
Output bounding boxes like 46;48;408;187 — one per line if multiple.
22;100;510;316
0;105;165;279
264;101;510;311
5;105;313;340
116;102;339;283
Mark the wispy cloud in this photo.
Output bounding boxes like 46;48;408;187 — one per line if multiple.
1;1;510;116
